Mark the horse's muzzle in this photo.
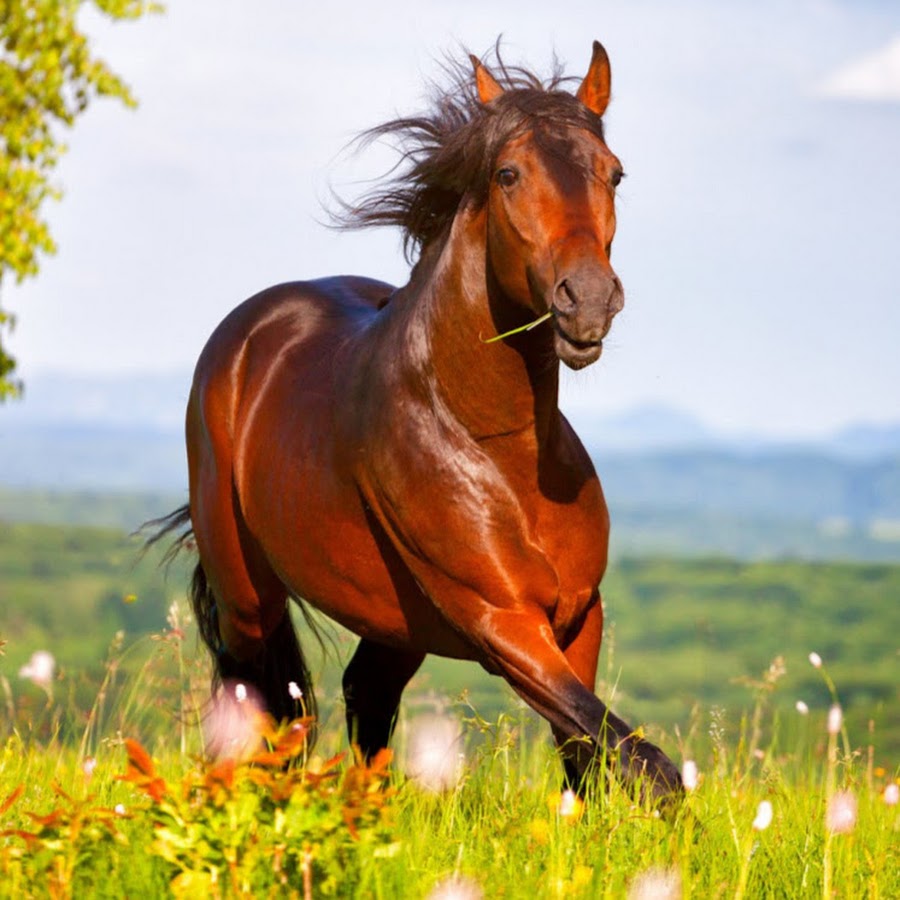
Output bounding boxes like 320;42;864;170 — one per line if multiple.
551;270;623;370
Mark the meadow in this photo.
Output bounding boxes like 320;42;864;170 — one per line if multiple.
1;519;898;896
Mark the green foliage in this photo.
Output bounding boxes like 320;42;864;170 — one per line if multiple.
0;700;897;897
2;520;899;757
117;729;396;896
600;557;900;756
0;0;161;398
1;541;899;895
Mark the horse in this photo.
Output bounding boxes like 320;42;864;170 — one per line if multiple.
152;41;683;805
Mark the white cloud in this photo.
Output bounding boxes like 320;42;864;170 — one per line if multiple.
820;35;900;102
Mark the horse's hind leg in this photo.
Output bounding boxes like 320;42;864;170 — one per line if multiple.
189;446;315;725
342;639;425;759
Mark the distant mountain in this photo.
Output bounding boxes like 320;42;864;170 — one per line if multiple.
5;371;900;459
827;422;900;461
1;372;899;542
567;404;713;452
2;371;191;432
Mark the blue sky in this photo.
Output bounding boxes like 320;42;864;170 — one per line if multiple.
5;0;900;438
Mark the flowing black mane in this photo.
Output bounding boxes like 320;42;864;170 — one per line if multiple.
339;48;607;261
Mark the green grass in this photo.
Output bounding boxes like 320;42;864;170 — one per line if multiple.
2;521;899;895
1;624;898;898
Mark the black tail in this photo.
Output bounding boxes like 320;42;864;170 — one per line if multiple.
142;505;318;735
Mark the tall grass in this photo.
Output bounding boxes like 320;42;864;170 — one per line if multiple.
1;617;897;898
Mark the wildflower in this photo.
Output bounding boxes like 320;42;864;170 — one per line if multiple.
426;875;484;900
405;714;463;793
795;700;809;715
288;681;303;700
114;803;126;816
204;680;265;760
826;790;858;834
682;759;699;791
808;651;823;669
556;788;584;820
82;757;97;782
884;783;899;806
752;800;773;831
827;704;842;735
18;650;55;690
627;866;681;900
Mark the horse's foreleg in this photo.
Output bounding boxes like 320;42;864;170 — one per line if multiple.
476;606;682;805
342;639;426;760
552;596;602;791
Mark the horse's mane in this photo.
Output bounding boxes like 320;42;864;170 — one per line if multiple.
337;45;606;262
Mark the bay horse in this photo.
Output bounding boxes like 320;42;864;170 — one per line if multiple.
154;41;682;804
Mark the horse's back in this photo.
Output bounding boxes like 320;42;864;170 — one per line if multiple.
193;276;393;390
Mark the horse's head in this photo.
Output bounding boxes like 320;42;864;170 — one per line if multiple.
475;43;624;370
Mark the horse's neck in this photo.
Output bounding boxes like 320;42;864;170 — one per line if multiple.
400;209;561;444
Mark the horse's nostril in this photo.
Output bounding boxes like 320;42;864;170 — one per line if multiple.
555;278;578;313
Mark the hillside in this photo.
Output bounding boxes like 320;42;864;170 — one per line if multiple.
2;521;898;758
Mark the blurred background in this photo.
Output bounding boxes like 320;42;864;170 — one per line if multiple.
2;0;898;759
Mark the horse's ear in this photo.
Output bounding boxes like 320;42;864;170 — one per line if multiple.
469;54;504;104
576;40;611;116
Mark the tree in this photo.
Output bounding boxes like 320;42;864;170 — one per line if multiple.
0;0;161;400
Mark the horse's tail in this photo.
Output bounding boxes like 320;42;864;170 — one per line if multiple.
142;505;318;733
142;504;219;654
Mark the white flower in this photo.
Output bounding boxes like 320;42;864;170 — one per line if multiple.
114;803;126;816
826;790;858;834
795;700;809;715
426;875;483;900
82;757;97;780
18;650;55;689
827;704;843;735
808;652;823;669
682;759;699;791
204;680;264;761
405;715;464;793
883;783;899;806
752;800;773;831
288;681;303;700
627;867;681;900
558;788;582;819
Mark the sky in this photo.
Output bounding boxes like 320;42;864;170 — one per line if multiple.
5;0;900;439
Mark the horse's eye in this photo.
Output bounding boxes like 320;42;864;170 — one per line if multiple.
610;168;625;188
496;167;518;188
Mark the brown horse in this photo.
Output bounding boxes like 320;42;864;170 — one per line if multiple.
154;41;682;803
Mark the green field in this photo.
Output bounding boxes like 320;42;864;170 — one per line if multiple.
1;518;899;896
0;640;898;898
2;519;899;757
